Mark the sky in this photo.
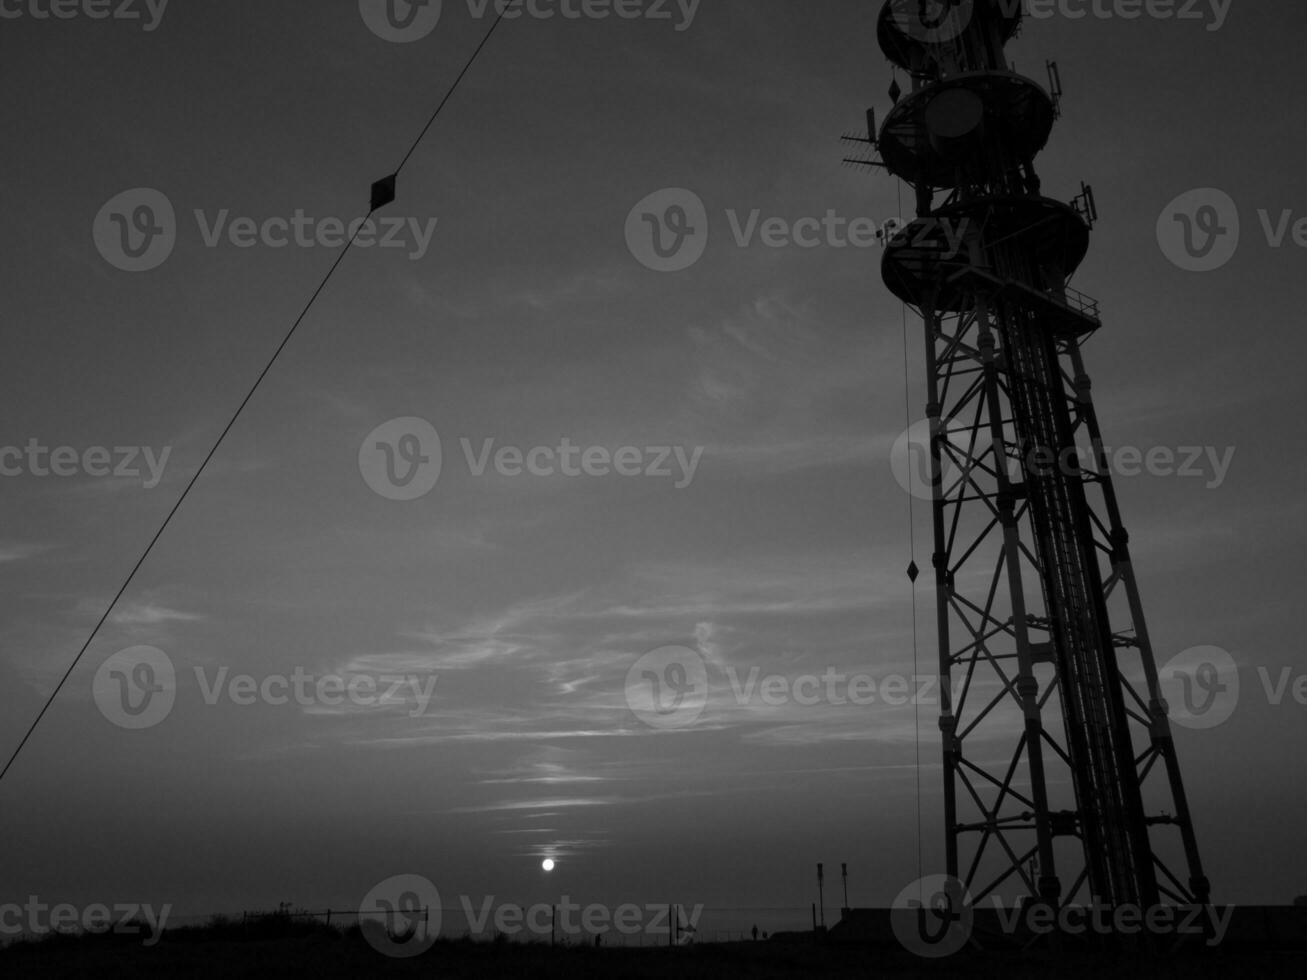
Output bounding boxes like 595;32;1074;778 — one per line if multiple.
1;0;1306;940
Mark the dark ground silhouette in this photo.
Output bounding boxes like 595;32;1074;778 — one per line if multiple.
3;919;1304;979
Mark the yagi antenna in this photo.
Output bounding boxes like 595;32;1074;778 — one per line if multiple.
840;107;882;170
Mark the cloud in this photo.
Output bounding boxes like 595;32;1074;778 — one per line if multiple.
0;542;50;564
107;603;204;627
447;797;616;814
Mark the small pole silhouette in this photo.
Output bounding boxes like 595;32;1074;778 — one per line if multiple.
817;863;825;930
841;863;849;917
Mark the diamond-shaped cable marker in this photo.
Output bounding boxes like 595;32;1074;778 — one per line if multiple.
907;561;920;583
889;78;902;104
370;174;397;212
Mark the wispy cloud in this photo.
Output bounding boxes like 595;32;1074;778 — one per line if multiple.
447;797;617;814
0;542;51;564
107;602;205;627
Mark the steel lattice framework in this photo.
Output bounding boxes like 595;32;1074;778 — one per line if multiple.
857;0;1211;912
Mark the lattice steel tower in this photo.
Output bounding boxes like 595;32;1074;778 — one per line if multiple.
854;0;1211;911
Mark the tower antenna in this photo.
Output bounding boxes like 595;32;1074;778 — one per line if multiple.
863;0;1211;913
